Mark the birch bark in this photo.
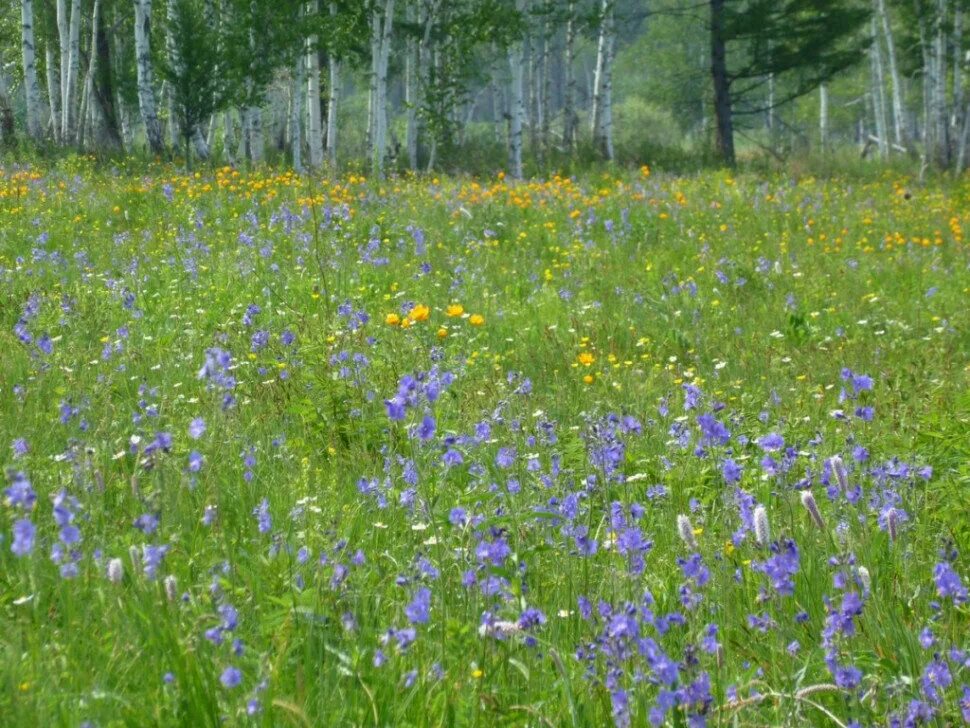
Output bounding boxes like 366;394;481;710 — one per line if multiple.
134;0;165;155
21;0;45;140
306;0;324;169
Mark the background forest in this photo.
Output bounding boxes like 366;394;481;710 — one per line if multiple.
0;0;968;176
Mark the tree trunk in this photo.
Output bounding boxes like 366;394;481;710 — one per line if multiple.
57;0;68;141
291;50;305;172
562;0;577;153
370;0;394;178
134;0;165;155
45;45;61;142
222;111;236;164
79;0;101;148
956;100;970;171
710;0;734;165
306;1;324;169
933;0;949;166
21;0;45;140
870;18;889;158
63;0;81;142
507;0;526;178
91;0;122;152
952;5;964;138
875;0;906;146
0;50;15;144
590;0;615;160
540;23;552;157
404;0;420;171
327;54;339;167
819;83;829;151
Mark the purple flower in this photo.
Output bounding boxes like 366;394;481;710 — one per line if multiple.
417;415;436;441
220;666;242;688
11;518;36;556
188;418;206;439
933;562;968;604
4;472;36;510
405;587;431;624
11;439;28;458
757;433;785;452
254;499;272;534
495;447;516;468
721;458;742;484
833;664;862;689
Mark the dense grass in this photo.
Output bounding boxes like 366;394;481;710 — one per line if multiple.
1;158;969;727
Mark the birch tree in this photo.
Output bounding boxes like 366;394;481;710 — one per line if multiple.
0;49;15;143
562;0;578;154
134;0;166;155
508;0;527;178
45;38;60;142
875;0;907;146
306;0;324;169
369;0;394;177
62;0;81;141
21;0;45;140
590;0;615;160
869;17;889;158
290;29;306;172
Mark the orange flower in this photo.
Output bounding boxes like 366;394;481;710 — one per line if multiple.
468;314;485;326
577;351;595;366
408;304;430;322
445;303;464;317
385;313;401;326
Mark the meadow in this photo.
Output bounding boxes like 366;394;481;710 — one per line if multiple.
1;158;969;727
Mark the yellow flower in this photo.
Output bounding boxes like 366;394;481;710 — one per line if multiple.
437;327;448;338
468;314;485;326
408;304;430;322
583;374;594;384
385;313;401;326
577;351;595;367
445;303;464;317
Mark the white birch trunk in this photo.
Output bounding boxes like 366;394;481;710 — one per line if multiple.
875;0;907;146
369;0;394;178
247;106;263;162
306;0;324;169
507;0;526;178
327;55;339;167
63;0;81;142
870;19;889;158
326;2;339;167
78;0;101;148
819;83;829;151
134;0;165;155
45;46;61;142
933;0;949;165
562;0;577;152
590;0;615;160
56;0;68;141
291;52;305;172
21;0;44;140
952;6;964;135
404;0;419;171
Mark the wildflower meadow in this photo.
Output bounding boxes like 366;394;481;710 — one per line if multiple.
2;159;969;727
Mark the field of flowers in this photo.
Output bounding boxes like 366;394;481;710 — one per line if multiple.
1;159;969;727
